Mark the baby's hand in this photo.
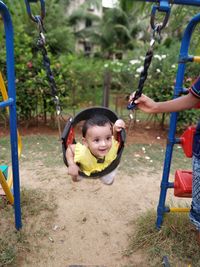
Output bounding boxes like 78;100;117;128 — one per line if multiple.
68;164;80;181
114;119;125;132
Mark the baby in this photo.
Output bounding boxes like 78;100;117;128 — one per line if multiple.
66;114;125;185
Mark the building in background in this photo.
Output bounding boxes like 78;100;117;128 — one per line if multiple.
67;0;103;56
102;0;118;8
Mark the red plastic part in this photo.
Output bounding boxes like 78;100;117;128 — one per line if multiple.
174;170;192;198
194;102;200;109
180;126;196;158
66;127;74;145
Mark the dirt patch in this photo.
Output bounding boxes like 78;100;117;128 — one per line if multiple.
20;164;161;267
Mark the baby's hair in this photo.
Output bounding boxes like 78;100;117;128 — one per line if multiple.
82;114;112;137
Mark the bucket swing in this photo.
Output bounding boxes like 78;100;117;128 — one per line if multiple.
61;107;126;178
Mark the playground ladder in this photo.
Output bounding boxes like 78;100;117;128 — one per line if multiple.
156;12;200;228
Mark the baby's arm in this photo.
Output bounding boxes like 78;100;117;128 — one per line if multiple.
66;144;80;181
113;119;125;140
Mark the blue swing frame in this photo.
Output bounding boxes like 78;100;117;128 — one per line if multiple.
0;1;21;230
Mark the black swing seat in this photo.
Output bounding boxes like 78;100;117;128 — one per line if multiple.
61;107;126;178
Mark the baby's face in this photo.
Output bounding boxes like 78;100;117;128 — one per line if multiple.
83;123;112;158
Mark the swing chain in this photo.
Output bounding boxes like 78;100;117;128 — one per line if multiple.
35;17;61;117
127;30;156;110
128;14;169;111
127;4;170;110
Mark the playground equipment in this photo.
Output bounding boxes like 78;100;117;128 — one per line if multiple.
0;1;22;229
25;0;126;179
129;0;200;228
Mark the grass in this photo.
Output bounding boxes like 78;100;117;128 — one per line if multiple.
120;142;192;175
125;210;200;266
0;188;56;266
0;135;63;167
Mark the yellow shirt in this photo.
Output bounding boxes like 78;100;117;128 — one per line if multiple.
74;138;119;176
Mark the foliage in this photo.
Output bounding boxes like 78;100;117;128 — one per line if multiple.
0;1;200;128
0;0;75;122
58;54;105;108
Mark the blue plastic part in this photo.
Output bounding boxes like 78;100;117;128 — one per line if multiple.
159;0;170;11
127;102;137;110
156;13;200;229
0;98;14;108
0;1;22;230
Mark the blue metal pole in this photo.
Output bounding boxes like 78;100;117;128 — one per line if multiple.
137;0;200;7
0;1;22;230
156;12;200;228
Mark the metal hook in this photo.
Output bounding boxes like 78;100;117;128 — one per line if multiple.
150;5;170;32
24;0;45;23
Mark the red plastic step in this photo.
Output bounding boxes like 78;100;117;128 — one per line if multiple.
180;126;196;158
174;170;192;198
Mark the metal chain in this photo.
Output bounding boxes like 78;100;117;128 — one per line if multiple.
127;35;155;110
25;1;62;137
127;2;170;111
36;17;62;137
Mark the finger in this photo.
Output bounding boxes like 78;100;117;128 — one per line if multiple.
134;94;144;104
129;92;136;101
72;176;78;182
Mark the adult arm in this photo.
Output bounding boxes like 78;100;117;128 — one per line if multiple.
130;76;200;114
131;92;200;114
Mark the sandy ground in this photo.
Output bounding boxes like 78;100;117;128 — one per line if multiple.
2;124;191;267
18;160;163;267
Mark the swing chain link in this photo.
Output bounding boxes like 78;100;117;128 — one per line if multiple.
36;17;61;117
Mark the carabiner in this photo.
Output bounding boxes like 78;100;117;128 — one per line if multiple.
24;0;45;23
150;5;170;31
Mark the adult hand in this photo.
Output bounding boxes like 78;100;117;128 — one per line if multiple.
129;92;157;113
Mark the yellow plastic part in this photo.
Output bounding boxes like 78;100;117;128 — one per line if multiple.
193;56;200;63
0;170;14;204
170;207;190;212
7;168;13;190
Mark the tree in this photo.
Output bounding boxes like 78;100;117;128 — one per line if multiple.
93;1;148;58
